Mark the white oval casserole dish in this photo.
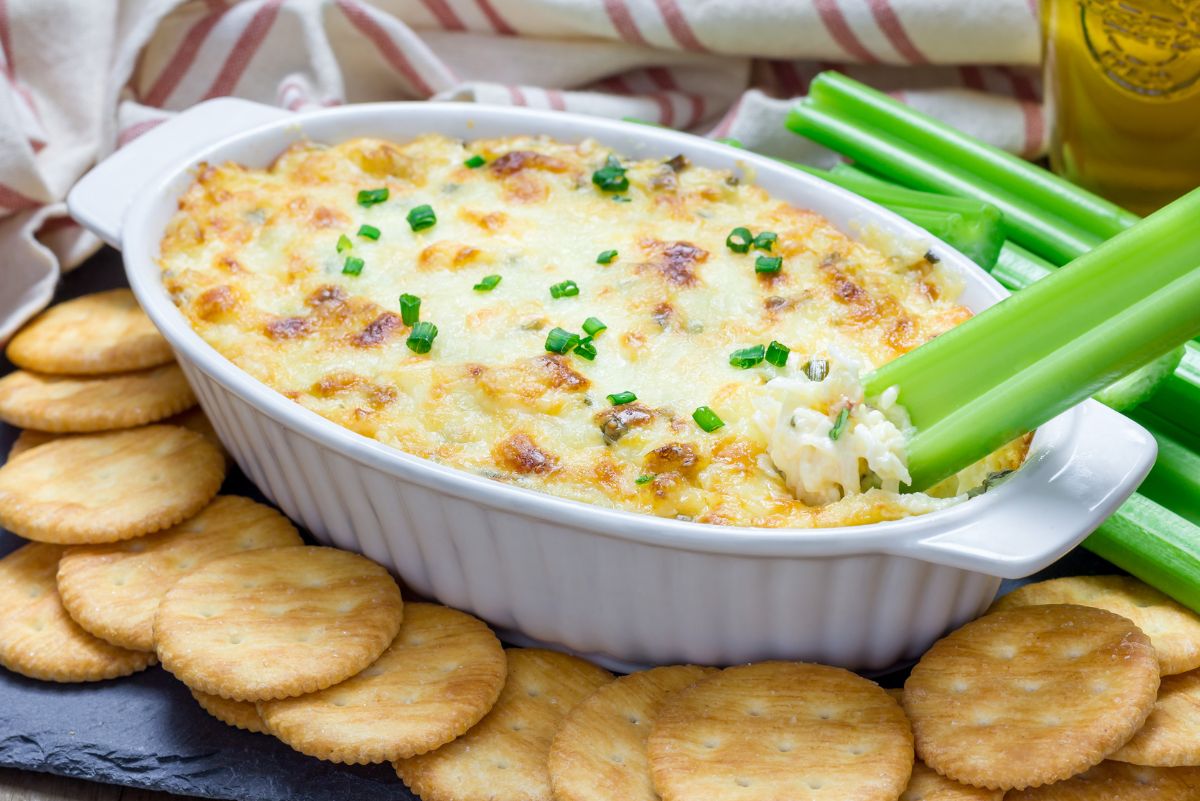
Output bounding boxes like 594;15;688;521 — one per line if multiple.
67;98;1157;672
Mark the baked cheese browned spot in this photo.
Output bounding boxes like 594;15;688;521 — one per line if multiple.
160;133;1028;529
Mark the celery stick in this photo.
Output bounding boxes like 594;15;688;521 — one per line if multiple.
1084;493;1200;614
1095;346;1185;412
1143;342;1200;440
807;72;1140;240
1131;409;1200;527
991;243;1055;291
786;103;1104;264
863;187;1200;491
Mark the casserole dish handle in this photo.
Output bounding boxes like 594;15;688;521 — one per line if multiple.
68;98;291;249
893;400;1157;578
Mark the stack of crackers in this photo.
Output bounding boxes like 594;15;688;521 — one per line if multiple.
4;292;1200;801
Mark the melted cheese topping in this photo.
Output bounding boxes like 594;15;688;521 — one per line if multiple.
160;134;1026;528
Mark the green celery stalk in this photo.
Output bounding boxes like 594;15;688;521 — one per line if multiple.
807;72;1141;240
863;187;1200;491
1084;493;1200;614
991;243;1055;291
784;161;1004;269
786;102;1104;265
1130;409;1200;527
1143;342;1200;440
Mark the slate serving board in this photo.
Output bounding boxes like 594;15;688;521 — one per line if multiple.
0;249;1119;800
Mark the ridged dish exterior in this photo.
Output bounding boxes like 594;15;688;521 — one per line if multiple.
179;359;1001;672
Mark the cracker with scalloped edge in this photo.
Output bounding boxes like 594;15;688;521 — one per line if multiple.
57;496;301;651
647;661;914;801
395;648;613;801
991;575;1200;675
155;546;403;701
549;665;716;801
6;289;172;375
260;603;506;764
904;604;1160;791
8;428;61;459
1110;668;1200;767
0;426;225;544
192;689;268;734
886;689;1003;801
0;365;195;433
8;407;223;462
1004;761;1200;800
0;543;156;681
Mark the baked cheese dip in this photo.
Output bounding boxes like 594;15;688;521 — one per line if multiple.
159;134;1026;528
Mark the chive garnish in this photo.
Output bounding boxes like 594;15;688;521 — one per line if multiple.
406;204;437;231
583;317;607;336
726;227;753;253
474;274;502;291
406;321;438;354
574;338;597;360
399;293;421;325
342;256;365;275
612;195;631;203
357;188;389;207
729;344;766;369
607;391;637;405
635;474;654;485
357;224;381;240
765;340;790;367
545;327;580;354
752;231;778;252
596;250;618;264
692;406;725;433
550;280;580;299
592;155;629;192
829;407;851;440
464;155;486;168
755;255;783;274
804;359;829;382
336;234;353;253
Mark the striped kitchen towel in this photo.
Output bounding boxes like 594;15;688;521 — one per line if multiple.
0;0;1043;340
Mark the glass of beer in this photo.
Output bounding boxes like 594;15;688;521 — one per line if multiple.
1043;0;1200;214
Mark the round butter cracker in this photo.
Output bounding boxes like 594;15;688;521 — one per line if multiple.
6;289;172;375
155;546;403;702
57;496;301;651
904;604;1160;791
990;575;1200;675
8;429;61;459
1110;668;1200;767
549;665;716;801
1004;761;1200;800
395;648;613;801
0;543;155;682
260;603;506;764
192;689;268;734
647;661;914;801
0;365;196;433
0;426;225;544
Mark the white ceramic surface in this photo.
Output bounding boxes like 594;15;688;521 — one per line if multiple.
67;98;1157;671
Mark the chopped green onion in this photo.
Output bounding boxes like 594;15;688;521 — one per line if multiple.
592;154;629;192
635;474;655;485
804;359;829;382
464;155;486;169
729;344;766;369
336;234;353;253
357;187;389;207
583;317;607;336
406;204;437;231
406;321;438;354
755;256;783;274
612;195;631;203
726;227;753;254
692;406;725;433
545;327;580;354
550;280;580;299
752;231;778;252
357;224;381;241
574;338;597;360
607;391;637;405
399;293;421;326
474;274;502;292
828;407;851;440
342;256;365;275
765;341;790;367
597;250;618;264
